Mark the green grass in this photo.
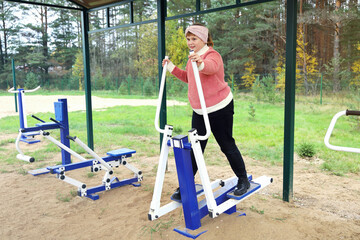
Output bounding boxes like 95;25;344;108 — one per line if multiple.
250;205;264;215
0;90;359;175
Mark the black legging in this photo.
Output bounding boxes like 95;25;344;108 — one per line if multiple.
190;100;247;179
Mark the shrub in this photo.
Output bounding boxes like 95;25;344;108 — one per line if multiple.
297;142;316;158
118;81;128;95
144;78;155;96
252;75;280;103
248;103;256;120
93;67;105;90
25;72;40;89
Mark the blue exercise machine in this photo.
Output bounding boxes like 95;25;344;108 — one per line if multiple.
14;98;142;200
8;86;41;144
148;54;273;238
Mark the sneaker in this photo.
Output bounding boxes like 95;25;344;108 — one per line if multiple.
171;187;181;201
234;178;250;196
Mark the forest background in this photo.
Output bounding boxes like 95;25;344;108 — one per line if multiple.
0;0;359;97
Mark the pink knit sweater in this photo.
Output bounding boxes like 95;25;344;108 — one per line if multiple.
171;47;231;110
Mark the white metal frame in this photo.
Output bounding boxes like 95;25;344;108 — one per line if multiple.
324;110;360;154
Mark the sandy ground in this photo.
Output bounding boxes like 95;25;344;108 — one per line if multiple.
0;96;359;240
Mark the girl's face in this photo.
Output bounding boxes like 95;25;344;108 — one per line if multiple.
186;33;206;52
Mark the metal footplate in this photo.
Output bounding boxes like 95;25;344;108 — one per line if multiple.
227;181;261;200
171;184;205;202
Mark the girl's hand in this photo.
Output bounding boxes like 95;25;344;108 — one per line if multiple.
188;53;203;67
162;58;171;67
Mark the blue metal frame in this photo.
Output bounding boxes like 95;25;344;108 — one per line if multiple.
48;151;134;173
172;135;201;230
86;176;140;200
48;148;139;201
171;134;258;238
11;59;17;112
55;99;71;165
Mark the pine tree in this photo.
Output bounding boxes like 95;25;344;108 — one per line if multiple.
72;51;83;90
50;8;80;70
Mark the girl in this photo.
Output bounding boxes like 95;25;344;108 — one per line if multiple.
162;24;249;199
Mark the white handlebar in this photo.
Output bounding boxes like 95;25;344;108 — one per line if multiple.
26;85;41;93
7;87;15;93
154;57;168;134
190;51;211;140
8;85;41;93
324;110;360;153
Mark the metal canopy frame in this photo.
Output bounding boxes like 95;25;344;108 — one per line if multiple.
5;0;297;202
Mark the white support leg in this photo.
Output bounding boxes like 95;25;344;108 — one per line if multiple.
149;125;173;220
121;158;143;181
189;129;219;216
102;171;113;190
15;130;35;162
57;167;87;196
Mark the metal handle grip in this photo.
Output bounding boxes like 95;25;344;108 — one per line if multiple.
346;110;360;116
31;115;45;123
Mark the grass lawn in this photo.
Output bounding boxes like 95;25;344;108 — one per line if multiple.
0;90;359;176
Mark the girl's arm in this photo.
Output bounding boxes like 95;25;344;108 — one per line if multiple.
162;58;188;83
199;51;222;75
171;66;188;83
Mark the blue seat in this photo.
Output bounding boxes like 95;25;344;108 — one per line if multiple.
107;148;136;157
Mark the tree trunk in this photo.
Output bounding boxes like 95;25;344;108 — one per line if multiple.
333;0;341;92
40;5;49;84
0;2;4;69
1;2;8;65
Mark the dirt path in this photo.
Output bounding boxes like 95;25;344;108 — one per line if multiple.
0;95;186;119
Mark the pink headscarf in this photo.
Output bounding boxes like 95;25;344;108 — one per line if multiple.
185;25;208;43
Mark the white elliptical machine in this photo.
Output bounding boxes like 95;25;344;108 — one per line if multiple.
148;53;272;238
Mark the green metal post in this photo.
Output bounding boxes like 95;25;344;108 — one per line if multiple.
320;73;323;105
157;0;167;148
11;59;18;112
81;9;94;150
283;0;297;202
